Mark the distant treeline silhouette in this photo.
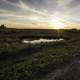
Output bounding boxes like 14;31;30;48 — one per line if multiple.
0;24;80;42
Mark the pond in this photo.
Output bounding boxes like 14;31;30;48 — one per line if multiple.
22;38;64;44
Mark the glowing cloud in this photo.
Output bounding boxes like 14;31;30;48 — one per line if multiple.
0;0;80;29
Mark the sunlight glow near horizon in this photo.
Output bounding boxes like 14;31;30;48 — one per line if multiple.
49;17;66;29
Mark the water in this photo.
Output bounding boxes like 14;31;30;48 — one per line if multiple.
22;38;64;44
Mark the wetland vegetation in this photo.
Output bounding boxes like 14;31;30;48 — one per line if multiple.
0;25;80;80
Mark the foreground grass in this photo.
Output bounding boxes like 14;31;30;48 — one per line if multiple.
0;39;80;80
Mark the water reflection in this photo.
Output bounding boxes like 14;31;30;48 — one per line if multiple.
22;38;64;44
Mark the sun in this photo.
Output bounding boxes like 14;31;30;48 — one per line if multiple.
49;17;65;29
52;21;65;29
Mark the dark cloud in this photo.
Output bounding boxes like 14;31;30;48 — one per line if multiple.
0;0;79;13
23;0;57;12
68;0;80;8
7;0;19;3
0;0;19;11
0;0;57;13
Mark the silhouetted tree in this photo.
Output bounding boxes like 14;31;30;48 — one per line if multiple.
0;24;6;29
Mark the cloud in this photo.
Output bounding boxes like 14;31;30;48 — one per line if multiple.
67;0;80;8
18;0;48;16
0;0;80;29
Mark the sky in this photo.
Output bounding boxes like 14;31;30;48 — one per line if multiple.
0;0;80;29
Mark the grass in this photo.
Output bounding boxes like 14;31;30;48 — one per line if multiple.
0;39;80;80
0;28;80;80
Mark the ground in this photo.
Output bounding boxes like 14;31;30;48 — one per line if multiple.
0;29;80;80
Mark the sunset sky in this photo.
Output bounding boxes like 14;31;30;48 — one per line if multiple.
0;0;80;29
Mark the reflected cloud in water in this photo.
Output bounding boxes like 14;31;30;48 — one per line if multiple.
22;38;64;44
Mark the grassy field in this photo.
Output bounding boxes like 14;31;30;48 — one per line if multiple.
0;27;80;80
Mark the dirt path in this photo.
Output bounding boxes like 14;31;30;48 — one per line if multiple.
44;57;80;80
